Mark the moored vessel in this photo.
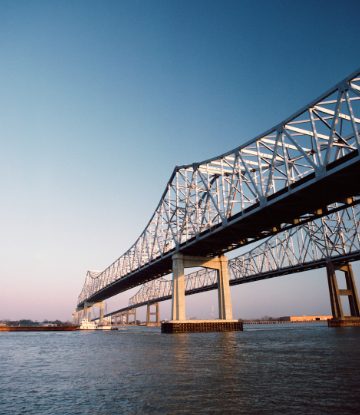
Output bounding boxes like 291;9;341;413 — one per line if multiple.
0;325;79;332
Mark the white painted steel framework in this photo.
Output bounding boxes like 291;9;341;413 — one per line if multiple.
78;68;360;307
126;203;360;308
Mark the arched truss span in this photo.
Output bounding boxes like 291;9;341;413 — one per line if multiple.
78;68;360;307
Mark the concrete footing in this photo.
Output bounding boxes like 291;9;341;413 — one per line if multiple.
328;317;360;327
161;320;243;333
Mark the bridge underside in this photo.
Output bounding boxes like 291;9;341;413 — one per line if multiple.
81;156;360;307
103;250;360;320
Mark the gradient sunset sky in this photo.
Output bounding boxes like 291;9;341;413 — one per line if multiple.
1;0;360;321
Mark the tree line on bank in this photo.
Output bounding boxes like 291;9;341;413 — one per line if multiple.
0;319;71;326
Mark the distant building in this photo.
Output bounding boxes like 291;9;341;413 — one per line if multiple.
279;315;332;322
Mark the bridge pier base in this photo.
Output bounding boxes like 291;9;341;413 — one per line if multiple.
167;253;237;332
326;262;360;327
171;253;233;321
146;302;160;326
162;320;242;333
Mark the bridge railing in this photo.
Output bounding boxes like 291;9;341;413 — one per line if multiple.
78;68;360;306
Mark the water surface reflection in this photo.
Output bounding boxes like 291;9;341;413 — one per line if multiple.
1;324;359;414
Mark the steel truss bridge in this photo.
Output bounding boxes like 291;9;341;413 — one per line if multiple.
104;203;360;317
78;68;360;309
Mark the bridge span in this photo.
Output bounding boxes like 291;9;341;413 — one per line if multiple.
76;68;360;326
82;203;360;324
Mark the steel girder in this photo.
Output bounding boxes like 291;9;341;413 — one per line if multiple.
78;68;360;307
122;203;360;311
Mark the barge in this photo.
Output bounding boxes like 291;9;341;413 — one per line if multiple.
0;325;79;332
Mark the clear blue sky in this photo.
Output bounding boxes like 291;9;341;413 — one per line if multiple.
1;0;359;321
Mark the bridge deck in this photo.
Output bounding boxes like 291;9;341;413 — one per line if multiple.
84;156;360;306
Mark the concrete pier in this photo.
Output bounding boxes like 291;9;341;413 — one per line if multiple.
327;262;360;327
171;254;233;320
162;320;242;333
99;302;104;324
126;308;136;324
146;302;160;326
172;254;185;321
165;253;237;333
328;316;360;327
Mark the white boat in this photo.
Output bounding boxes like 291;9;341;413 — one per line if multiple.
78;318;118;331
79;318;97;330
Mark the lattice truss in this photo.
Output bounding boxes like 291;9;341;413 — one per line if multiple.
127;204;360;307
78;69;360;306
228;203;360;281
128;270;219;307
128;278;171;307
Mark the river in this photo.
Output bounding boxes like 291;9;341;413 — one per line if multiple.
1;323;359;414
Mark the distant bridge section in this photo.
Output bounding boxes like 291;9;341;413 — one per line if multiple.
106;203;360;316
78;68;360;308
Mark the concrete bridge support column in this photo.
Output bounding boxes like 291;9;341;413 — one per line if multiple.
146;302;160;326
83;302;88;321
327;261;360;327
327;262;344;318
99;302;104;323
172;253;185;321
217;255;233;320
170;253;233;321
126;309;137;324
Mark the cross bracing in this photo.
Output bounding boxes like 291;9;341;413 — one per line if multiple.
78;68;360;307
114;203;360;313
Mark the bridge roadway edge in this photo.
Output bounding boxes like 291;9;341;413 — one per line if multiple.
80;155;360;308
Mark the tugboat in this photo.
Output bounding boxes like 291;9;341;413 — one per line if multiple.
78;318;97;330
78;318;118;330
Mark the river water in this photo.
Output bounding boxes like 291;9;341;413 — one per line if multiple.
1;323;360;414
